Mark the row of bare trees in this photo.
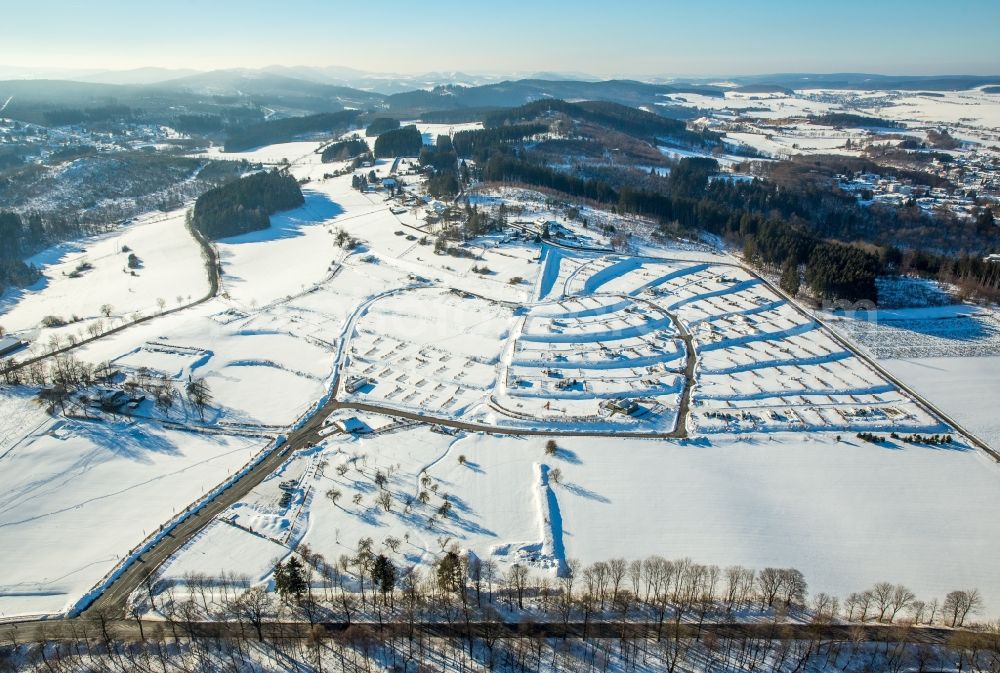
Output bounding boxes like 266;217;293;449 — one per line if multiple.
0;354;211;420
142;543;986;640
4;541;997;672
6;609;1000;673
844;583;983;628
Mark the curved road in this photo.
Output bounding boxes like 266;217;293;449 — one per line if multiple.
82;391;339;617
5;211;995;633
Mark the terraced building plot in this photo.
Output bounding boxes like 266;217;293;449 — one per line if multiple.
546;249;943;436
331;243;957;438
4;135;996;634
495;294;687;431
338;289;512;418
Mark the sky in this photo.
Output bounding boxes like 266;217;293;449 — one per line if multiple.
2;0;998;78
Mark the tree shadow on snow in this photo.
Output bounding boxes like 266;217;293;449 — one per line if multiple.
74;418;185;463
554;447;581;464
460;460;485;474
438;494;497;537
351;507;387;528
560;481;611;504
218;191;344;245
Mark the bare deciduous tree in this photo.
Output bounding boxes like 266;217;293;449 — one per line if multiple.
185;377;212;421
943;589;982;627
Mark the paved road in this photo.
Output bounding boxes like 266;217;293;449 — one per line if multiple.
629;293;696;438
0;618;968;645
82;285;415;617
80;392;341;618
750;270;1000;463
7;214;994;632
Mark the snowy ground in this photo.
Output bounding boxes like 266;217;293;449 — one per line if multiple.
147;427;1000;617
880;356;1000;451
0;394;265;617
824;304;1000;450
2;130;998;621
661;86;1000;161
138;162;1000;617
0;208;207;358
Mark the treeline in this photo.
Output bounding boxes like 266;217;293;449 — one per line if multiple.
41;104;133;127
365;117;400;136
173;114;224;134
0;211;44;293
0;145;26;170
484;99;717;146
5;545;993;672
47;144;97;161
224;111;360;152
808;113;903;128
419;124;551;198
804;242;880;301
321;136;370;163
710;166;997;286
927;128;961;149
419;135;457;172
139;544;988;653
452;123;548;160
9;619;1000;673
373;125;423;158
2;351;200;420
191;170;303;240
0;195;205;264
484;155;618;203
899;249;1000;303
420;105;509;123
770;154;954;192
419;135;462;197
483;155;881;301
152;537;984;635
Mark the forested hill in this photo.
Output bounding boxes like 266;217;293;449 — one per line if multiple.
0;212;42;294
373;125;423;158
320;137;370;163
223;111;360;152
191;170;303;240
482;99;719;147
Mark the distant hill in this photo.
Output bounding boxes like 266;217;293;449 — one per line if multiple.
384;79;725;115
722;73;1000;91
157;70;384;110
73;67;200;85
730;84;794;94
4;71;999;133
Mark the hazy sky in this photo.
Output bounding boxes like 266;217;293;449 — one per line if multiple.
3;0;998;77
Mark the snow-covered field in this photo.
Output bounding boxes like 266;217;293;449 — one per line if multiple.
0;208;207;358
0;390;265;617
881;356;1000;451
662;86;1000;161
2;126;998;621
148;426;1000;617
824;304;1000;450
827;304;1000;360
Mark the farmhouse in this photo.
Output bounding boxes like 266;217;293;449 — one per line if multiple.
90;389;129;410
